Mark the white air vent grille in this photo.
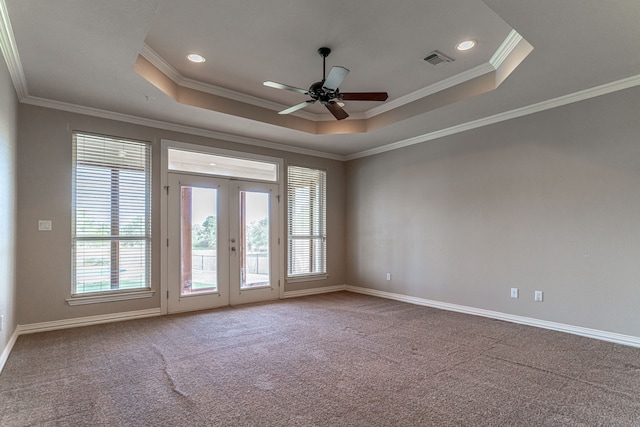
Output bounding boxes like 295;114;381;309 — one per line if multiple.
424;51;454;66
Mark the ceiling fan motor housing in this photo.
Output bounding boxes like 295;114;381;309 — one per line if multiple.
309;81;338;104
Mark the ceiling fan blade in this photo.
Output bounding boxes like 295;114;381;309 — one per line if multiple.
264;81;308;95
323;66;349;91
278;100;315;115
340;92;389;101
325;101;349;120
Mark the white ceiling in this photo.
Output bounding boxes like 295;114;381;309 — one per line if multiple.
3;0;640;158
144;0;511;114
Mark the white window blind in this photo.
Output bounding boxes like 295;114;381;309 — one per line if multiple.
72;133;151;294
287;166;326;276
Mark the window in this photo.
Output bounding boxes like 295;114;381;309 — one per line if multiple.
168;148;278;182
72;133;151;295
287;166;326;277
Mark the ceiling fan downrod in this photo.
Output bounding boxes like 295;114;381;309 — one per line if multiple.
318;47;331;81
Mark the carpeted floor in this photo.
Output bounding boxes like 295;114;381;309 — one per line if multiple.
1;292;640;426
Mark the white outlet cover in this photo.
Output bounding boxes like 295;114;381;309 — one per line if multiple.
510;288;518;298
534;291;543;302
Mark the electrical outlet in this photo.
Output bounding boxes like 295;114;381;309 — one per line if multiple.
510;288;519;299
386;273;391;281
534;290;543;302
0;314;3;331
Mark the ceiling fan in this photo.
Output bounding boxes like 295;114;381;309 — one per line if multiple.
263;47;388;120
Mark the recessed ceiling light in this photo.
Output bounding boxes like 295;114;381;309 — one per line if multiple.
456;40;476;51
187;53;206;63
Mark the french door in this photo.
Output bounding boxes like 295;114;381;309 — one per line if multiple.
167;173;279;313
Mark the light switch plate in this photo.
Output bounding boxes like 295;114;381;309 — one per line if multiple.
38;220;52;231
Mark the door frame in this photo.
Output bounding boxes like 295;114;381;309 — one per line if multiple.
160;139;285;315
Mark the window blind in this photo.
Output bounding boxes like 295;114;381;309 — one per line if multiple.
72;133;151;294
287;166;326;276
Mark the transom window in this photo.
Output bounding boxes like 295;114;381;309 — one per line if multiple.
72;133;151;294
168;148;278;182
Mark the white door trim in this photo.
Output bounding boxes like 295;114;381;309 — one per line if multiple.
160;139;285;315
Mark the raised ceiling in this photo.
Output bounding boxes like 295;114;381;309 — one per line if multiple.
3;0;640;158
142;0;514;117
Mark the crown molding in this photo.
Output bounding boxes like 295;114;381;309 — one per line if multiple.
490;29;523;68
140;32;524;124
138;43;181;82
20;72;640;164
21;96;346;161
345;73;640;161
366;62;495;119
18;70;640;165
0;0;27;99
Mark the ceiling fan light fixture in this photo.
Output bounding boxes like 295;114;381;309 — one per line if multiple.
187;53;206;63
456;40;477;51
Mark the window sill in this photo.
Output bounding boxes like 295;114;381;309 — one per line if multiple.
286;274;329;284
66;289;155;306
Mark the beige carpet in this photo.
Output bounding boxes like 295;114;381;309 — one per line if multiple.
1;292;640;426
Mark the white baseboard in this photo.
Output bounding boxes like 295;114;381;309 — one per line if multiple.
0;328;19;374
282;284;346;299
17;308;162;335
5;285;638;376
345;285;640;348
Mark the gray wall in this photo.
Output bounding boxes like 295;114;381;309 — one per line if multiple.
0;53;18;356
16;104;346;325
12;73;640;339
346;86;640;337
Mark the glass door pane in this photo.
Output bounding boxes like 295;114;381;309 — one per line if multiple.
167;173;230;314
180;186;218;295
229;182;279;305
168;173;278;312
239;191;270;289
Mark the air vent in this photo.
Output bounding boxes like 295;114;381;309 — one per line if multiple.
423;51;454;66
